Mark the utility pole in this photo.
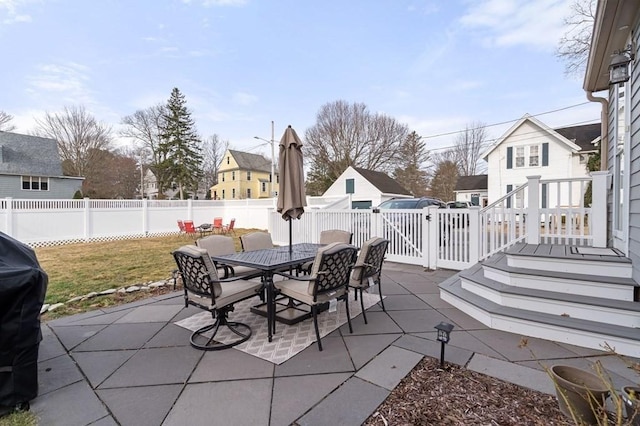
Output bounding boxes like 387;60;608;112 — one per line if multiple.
270;120;275;198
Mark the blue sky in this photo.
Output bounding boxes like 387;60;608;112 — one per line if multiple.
0;0;601;158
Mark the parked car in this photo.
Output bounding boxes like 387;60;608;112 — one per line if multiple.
378;197;446;210
446;201;471;227
446;201;472;209
376;197;447;249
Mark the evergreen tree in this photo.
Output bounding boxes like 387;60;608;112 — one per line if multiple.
158;88;203;199
393;131;430;196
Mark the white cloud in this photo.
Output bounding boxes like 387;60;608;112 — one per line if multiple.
232;91;258;106
459;0;571;50
0;0;33;24
26;62;95;106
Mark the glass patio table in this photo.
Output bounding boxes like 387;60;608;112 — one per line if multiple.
211;243;323;343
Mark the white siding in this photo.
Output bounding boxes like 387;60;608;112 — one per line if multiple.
487;119;590;205
322;166;396;207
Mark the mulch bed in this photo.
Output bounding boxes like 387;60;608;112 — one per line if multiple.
364;357;574;426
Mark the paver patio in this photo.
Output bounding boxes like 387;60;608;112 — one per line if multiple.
30;262;640;426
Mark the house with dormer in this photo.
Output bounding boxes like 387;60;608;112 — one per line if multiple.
482;114;600;206
0;131;84;199
211;149;278;200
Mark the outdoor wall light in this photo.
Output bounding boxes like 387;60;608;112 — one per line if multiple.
434;321;454;368
609;44;635;86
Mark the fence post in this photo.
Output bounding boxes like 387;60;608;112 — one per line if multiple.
187;198;193;220
371;208;382;238
142;198;148;236
469;206;480;264
311;210;318;243
5;197;13;237
83;198;91;242
526;175;541;244
590;171;609;247
425;206;438;269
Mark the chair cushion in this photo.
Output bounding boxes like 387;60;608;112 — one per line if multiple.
188;279;262;309
196;235;235;256
319;229;352;244
241;232;274;251
275;278;346;305
230;265;264;278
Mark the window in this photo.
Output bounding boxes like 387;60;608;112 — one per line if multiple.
232;171;235;181
221;173;225;182
515;147;525;167
513;144;541;168
529;145;539;167
247;188;251;198
232;188;236;199
22;176;49;191
222;189;225;199
227;156;230;164
247;171;251;180
261;182;266;192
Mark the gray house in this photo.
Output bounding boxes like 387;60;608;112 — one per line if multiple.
584;0;640;282
0;131;83;199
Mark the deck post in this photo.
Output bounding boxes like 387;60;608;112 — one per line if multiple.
526;176;541;244
590;171;609;248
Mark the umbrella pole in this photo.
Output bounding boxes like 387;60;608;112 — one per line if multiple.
289;220;292;254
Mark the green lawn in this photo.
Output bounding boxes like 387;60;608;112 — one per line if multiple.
35;228;263;319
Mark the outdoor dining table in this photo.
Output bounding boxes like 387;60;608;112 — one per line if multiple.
211;243;324;343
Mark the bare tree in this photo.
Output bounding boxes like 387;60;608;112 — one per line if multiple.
82;148;138;199
393;131;430;196
557;0;597;76
120;104;172;195
453;122;488;176
0;111;16;132
34;106;112;177
304;100;409;191
200;134;229;199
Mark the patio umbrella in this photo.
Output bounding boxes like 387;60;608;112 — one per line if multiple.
277;125;306;253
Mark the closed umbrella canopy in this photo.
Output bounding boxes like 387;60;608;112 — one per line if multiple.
277;125;306;221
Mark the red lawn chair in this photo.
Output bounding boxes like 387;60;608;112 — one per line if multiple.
222;218;236;235
177;220;185;234
212;217;224;234
183;220;197;237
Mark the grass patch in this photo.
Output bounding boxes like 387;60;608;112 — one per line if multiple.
0;410;38;426
35;229;262;319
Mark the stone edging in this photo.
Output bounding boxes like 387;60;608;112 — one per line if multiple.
40;274;177;314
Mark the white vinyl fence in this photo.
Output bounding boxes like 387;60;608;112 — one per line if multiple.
1;173;608;271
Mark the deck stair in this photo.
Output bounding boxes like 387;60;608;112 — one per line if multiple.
439;243;640;357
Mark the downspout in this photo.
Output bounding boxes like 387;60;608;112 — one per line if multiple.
586;91;609;171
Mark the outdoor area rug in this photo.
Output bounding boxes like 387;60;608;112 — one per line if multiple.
175;292;383;364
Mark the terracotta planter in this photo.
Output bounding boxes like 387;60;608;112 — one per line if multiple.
550;365;610;425
621;386;640;426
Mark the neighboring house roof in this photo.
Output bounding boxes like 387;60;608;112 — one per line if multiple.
455;175;488;191
228;150;272;173
0;131;64;176
353;167;411;195
554;123;600;152
481;114;600;160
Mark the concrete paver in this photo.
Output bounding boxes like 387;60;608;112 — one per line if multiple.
356;346;423;390
26;264;639;425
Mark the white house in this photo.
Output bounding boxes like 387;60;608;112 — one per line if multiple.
482;114;599;207
454;175;488;207
322;166;411;209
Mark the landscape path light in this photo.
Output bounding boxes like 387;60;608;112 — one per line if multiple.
434;321;454;368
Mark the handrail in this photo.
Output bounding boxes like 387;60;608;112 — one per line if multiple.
480;182;528;213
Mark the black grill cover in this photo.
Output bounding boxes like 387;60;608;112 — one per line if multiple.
0;232;48;409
